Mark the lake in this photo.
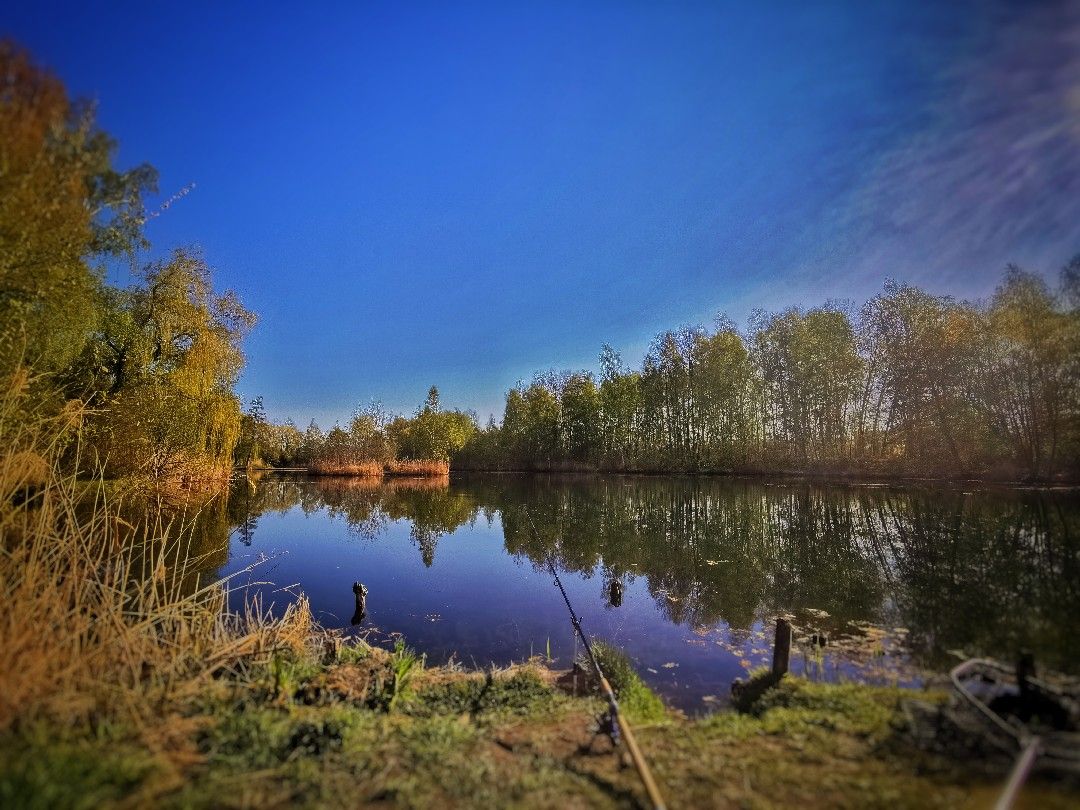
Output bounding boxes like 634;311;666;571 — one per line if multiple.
195;473;1079;712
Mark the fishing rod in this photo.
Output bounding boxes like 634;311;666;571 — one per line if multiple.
524;508;668;810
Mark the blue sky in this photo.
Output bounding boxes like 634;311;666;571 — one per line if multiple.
4;1;1078;425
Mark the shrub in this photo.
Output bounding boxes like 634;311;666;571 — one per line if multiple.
586;643;666;723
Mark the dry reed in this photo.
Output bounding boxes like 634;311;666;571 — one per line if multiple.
384;459;450;477
0;374;318;763
306;460;384;477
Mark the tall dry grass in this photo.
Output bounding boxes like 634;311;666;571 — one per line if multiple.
307;459;450;477
384;459;450;477
0;372;316;760
306;460;384;476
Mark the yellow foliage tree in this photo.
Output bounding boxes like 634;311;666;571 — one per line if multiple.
91;250;255;483
0;41;155;377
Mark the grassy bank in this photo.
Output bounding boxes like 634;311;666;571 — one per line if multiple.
3;637;1077;809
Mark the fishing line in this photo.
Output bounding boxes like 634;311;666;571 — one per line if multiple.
522;505;668;810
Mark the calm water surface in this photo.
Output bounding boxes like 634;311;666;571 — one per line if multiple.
199;474;1079;712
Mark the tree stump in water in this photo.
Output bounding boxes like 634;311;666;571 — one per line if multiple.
351;581;368;625
772;618;792;677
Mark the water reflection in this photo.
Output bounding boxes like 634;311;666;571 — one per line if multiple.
199;474;1078;705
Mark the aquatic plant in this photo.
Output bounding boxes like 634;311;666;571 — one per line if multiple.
378;639;424;711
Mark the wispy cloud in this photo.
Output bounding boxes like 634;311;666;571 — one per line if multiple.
818;1;1080;298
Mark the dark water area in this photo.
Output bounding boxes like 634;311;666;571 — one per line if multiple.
190;473;1079;713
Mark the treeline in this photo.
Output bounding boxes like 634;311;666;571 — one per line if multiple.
458;267;1080;480
236;386;476;474
0;42;252;487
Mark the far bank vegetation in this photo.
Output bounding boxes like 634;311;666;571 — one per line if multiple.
455;267;1080;481
247;265;1080;483
237;387;468;477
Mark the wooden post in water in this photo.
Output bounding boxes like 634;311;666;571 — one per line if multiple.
772;618;792;677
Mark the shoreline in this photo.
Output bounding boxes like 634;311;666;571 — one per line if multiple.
251;465;1080;493
452;467;1080;491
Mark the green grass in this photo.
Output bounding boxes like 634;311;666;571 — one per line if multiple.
386;639;423;710
589;641;667;723
166;663;583;809
3;646;1078;810
404;669;568;721
267;650;325;699
0;734;160;810
335;638;372;664
751;677;911;740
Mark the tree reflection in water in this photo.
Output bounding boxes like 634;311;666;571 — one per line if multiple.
218;474;1080;675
